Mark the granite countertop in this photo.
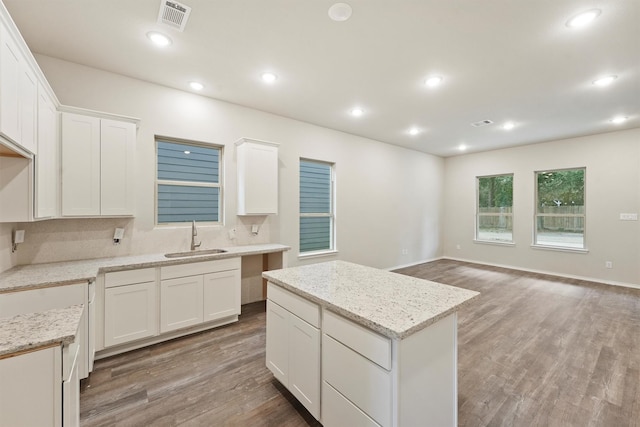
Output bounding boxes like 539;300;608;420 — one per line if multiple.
263;260;479;340
0;305;84;357
0;243;290;294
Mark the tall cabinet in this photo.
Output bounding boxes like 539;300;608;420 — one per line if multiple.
61;112;136;217
236;138;279;215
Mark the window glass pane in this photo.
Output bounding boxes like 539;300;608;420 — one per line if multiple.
300;217;331;252
157;185;219;223
157;141;219;183
300;161;331;214
535;168;585;248
477;174;513;242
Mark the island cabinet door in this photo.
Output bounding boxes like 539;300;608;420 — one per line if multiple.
289;314;320;418
266;300;289;385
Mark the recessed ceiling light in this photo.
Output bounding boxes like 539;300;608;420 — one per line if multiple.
424;76;443;87
146;31;172;47
328;3;353;22
592;75;617;86
610;116;627;124
502;122;515;130
458;144;467;151
189;81;204;91
350;108;364;117
408;127;420;136
566;9;601;28
261;72;278;84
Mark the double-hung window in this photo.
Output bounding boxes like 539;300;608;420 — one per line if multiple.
534;167;585;249
156;138;222;224
299;159;335;254
476;174;514;243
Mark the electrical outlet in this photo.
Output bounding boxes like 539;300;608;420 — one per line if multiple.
605;261;613;269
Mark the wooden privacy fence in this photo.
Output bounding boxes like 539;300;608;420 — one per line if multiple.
478;206;584;232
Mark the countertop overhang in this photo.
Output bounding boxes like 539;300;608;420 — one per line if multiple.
263;260;479;340
0;243;290;293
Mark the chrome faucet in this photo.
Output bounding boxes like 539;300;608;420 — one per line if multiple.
191;220;201;251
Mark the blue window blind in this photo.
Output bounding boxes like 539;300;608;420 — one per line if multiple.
300;160;333;253
156;140;221;224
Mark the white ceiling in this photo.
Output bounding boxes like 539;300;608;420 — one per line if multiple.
4;0;639;157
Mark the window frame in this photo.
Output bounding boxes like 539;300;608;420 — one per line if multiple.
155;136;224;227
475;173;515;245
533;167;586;251
298;158;336;257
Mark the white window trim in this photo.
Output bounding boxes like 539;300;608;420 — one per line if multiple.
154;137;224;227
299;158;336;255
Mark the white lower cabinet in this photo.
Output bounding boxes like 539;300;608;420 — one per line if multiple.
104;278;158;347
101;258;241;353
160;275;204;333
0;347;62;427
266;284;320;419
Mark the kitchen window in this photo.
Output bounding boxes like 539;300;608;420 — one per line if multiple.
534;167;585;250
299;159;335;255
476;174;514;243
156;138;222;224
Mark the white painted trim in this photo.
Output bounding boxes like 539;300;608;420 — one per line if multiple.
385;256;444;271
443;256;640;290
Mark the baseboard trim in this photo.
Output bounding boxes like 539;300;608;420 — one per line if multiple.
386;256;445;272
441;256;640;291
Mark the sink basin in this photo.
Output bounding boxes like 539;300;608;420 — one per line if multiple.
164;249;227;258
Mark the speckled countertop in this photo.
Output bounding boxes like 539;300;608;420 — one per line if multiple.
0;305;84;357
263;260;479;340
0;244;290;293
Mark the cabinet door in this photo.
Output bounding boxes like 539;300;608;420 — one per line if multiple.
289;314;321;419
18;61;37;154
0;346;62;427
100;119;135;216
35;85;58;218
203;269;240;322
160;275;204;333
265;300;289;386
104;281;157;347
0;25;21;144
237;140;279;215
61;113;101;216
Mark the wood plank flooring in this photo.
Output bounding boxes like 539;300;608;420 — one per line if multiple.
81;260;640;426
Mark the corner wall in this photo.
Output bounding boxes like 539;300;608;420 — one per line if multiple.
16;54;443;271
443;128;640;286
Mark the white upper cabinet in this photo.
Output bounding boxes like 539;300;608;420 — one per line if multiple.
61;112;136;217
0;24;37;154
236;138;279;215
35;84;58;219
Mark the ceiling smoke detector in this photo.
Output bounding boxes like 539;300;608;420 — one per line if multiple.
471;119;494;127
157;0;192;32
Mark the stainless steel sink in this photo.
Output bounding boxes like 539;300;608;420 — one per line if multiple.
164;249;227;258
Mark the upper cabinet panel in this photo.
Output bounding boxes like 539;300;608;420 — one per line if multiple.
236;138;279;216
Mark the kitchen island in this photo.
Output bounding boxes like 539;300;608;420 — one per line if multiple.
263;260;479;427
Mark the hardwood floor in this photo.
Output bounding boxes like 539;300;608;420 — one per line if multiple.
81;260;640;426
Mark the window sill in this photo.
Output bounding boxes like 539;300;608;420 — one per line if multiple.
474;239;515;247
298;249;338;260
531;244;589;254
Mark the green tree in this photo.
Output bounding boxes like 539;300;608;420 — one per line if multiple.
537;169;584;207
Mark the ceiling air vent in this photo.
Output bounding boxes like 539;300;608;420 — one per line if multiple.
471;119;494;127
157;0;192;32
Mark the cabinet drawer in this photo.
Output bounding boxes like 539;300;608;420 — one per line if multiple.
105;268;156;288
267;283;320;328
322;381;381;427
323;334;391;427
323;310;391;370
160;257;240;280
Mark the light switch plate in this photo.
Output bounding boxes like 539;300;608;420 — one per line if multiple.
14;230;25;244
114;228;125;239
619;213;638;221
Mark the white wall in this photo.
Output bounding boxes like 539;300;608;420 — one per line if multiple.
443;128;640;287
14;55;443;272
